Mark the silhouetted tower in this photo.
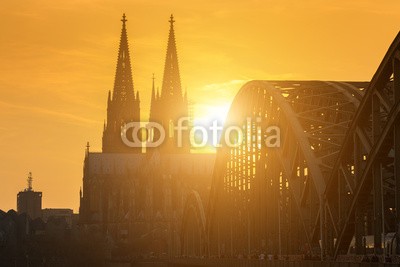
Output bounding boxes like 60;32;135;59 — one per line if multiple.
149;15;189;153
103;14;141;153
17;172;42;219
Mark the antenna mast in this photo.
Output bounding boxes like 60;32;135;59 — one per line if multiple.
27;172;33;191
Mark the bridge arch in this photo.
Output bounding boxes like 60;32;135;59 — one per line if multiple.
180;32;400;261
181;190;207;258
206;80;366;258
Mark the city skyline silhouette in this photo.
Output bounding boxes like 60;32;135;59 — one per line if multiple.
1;0;400;220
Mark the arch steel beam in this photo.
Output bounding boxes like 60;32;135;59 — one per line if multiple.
325;32;400;258
205;80;365;257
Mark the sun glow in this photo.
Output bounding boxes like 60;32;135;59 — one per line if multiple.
194;102;231;126
189;102;232;153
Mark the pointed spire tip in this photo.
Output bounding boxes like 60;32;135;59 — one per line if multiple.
121;13;127;28
169;14;175;26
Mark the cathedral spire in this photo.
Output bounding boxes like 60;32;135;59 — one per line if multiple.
161;14;182;99
121;13;127;29
112;13;135;103
151;14;189;153
102;14;141;153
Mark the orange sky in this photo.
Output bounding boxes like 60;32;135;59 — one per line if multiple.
1;0;400;212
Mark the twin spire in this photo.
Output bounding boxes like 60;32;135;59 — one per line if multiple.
102;13;187;153
112;13;180;103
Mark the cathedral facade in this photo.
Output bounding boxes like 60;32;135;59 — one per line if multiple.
79;14;215;257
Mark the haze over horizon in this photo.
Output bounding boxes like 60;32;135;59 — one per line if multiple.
1;0;400;212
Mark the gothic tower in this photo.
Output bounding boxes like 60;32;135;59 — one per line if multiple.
150;15;189;153
103;14;141;153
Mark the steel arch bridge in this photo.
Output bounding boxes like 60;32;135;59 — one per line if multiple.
181;32;400;261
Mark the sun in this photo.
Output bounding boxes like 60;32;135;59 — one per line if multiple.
189;102;232;153
193;102;231;127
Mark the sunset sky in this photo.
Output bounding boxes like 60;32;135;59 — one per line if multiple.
1;0;400;212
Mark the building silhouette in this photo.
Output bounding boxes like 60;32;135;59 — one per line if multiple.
79;14;214;256
42;208;74;228
17;172;42;220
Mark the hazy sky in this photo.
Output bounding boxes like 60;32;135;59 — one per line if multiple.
1;0;400;212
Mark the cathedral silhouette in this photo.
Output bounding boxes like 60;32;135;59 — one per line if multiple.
102;14;189;154
79;14;214;256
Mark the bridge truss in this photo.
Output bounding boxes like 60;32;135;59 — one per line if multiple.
181;33;400;260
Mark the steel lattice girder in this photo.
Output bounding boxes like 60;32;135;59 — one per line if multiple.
205;80;366;257
185;32;400;259
325;32;400;258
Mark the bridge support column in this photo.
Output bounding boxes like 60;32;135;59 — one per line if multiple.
372;90;383;255
373;163;383;255
355;206;364;255
354;134;364;255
